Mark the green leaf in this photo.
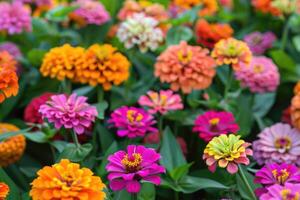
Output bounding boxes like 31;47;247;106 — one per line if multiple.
51;140;69;153
113;190;131;200
166;26;193;45
160;127;186;172
169;163;193;181
97;141;118;177
45;5;79;22
73;86;94;96
269;50;296;73
236;166;260;200
0;128;31;141
0;168;21;200
95;101;109;120
100;0;122;17
252;93;276;118
235;94;254;137
293;35;300;52
138;183;156;200
24;132;48;143
149;0;169;7
57;143;93;162
95;124;114;151
27;49;47;67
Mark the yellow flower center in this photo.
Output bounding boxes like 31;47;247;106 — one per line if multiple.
253;64;264;74
281;189;300;200
121;153;143;172
272;169;290;185
275;137;291;152
160;94;168;106
209;118;220;126
53;174;77;191
177;50;193;64
127;110;144;123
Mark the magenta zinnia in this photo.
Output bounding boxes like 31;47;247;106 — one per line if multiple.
203;134;252;174
138;90;183;115
106;145;165;193
193;111;239;142
260;183;300;200
254;163;300;196
253;123;300;166
109;106;158;138
39;93;98;135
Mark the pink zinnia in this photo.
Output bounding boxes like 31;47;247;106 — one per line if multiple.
0;42;22;58
253;123;300;166
0;2;32;35
138;90;183;115
260;183;300;200
254;163;300;197
109;106;157;138
235;56;280;93
24;92;54;124
39;93;98;135
71;0;110;26
193;111;239;142
244;31;276;55
106;145;165;193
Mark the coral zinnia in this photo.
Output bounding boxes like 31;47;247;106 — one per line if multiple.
106;145;165;193
211;38;252;70
254;163;300;197
155;41;216;94
0;182;9;200
24;92;54;124
138;90;183;115
193;111;239;142
195;19;233;49
203;134;253;174
244;31;276;55
75;44;130;90
39;93;98;135
30;159;106;200
253;123;300;166
234;56;280;93
251;0;282;16
0;123;26;167
291;94;300;130
117;13;164;53
260;183;300;200
109;106;158;138
0;51;17;71
0;69;19;103
40;44;85;81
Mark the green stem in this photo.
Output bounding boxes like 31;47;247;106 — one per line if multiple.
281;19;290;50
97;86;104;103
238;165;257;200
224;68;233;99
175;192;179;200
71;130;80;148
158;115;164;142
62;79;72;94
131;193;137;200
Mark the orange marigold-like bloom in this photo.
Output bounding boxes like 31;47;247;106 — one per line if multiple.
195;19;233;48
291;94;300;130
211;38;252;70
0;182;9;200
0;51;17;71
252;0;281;16
173;0;201;9
30;159;106;200
155;41;216;94
75;44;130;90
0;69;19;103
40;44;85;81
173;0;218;16
0;123;26;167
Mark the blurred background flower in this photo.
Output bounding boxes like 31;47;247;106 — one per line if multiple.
244;31;276;55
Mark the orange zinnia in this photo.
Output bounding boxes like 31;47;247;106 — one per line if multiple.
173;0;218;16
30;159;106;200
0;69;19;103
195;19;233;48
252;0;281;16
0;182;9;200
0;51;17;71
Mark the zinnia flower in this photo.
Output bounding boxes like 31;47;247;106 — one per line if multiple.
271;0;297;15
30;159;106;200
253;123;300;166
0;51;17;71
260;183;300;200
234;56;280;93
0;182;9;200
75;44;130;90
244;31;276;55
40;44;85;81
198;0;218;16
203;134;252;174
109;106;157;138
0;2;31;35
251;0;282;16
211;38;252;70
0;123;26;167
24;92;54;124
70;0;110;27
193;111;239;142
117;13;164;53
0;69;19;103
195;19;233;48
106;145;165;193
0;42;22;58
294;81;300;95
291;94;300;130
254;163;300;196
138;90;183;114
155;41;216;94
39;93;98;135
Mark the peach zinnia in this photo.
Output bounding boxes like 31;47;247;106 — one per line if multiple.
155;41;216;93
30;159;106;200
211;38;252;70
